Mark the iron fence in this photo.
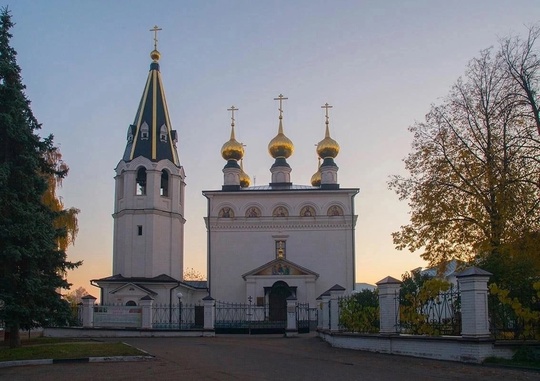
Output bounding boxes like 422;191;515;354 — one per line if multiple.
489;293;540;340
215;301;287;334
398;284;461;336
152;303;203;330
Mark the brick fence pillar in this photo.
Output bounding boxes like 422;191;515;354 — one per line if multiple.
456;267;492;338
140;295;153;329
320;292;331;330
81;295;97;328
203;295;215;335
285;296;298;337
329;284;346;332
376;276;402;335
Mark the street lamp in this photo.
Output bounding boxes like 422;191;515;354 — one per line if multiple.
177;292;183;330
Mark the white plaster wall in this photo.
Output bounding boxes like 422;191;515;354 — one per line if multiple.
206;189;358;303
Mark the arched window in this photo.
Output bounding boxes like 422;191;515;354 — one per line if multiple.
140;121;149;140
126;125;134;143
160;170;169;197
116;171;124;200
125;300;137;306
136;167;147;195
160;124;168;142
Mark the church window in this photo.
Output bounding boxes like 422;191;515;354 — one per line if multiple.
245;206;261;218
275;240;286;259
116;172;124;200
272;206;289;217
125;300;137;306
136;167;147;195
300;206;315;217
137;225;143;235
140;122;149;140
160;124;168;142
327;205;344;216
160;170;169;197
127;125;134;143
218;207;234;218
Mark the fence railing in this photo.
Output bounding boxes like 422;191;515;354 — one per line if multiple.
489;293;540;340
398;284;461;336
152;303;204;330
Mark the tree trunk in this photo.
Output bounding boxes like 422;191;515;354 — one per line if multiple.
8;322;21;348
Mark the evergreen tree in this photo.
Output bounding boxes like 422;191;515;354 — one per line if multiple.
0;8;81;348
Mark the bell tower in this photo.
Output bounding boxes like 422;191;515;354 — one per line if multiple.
112;28;185;281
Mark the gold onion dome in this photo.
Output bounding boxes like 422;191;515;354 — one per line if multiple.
221;126;244;161
317;134;339;159
311;165;322;187
239;161;251;188
268;119;294;159
150;49;161;62
317;105;340;158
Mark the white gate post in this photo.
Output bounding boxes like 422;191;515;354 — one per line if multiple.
456;267;492;338
320;292;331;330
140;295;153;329
203;295;216;336
329;284;345;332
377;276;402;335
285;296;298;337
81;295;96;328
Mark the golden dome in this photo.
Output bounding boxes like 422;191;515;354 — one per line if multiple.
268;119;294;159
311;159;322;186
316;124;339;159
150;49;161;62
239;160;251;188
221;126;244;161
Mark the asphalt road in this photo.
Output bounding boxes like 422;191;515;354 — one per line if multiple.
0;334;537;380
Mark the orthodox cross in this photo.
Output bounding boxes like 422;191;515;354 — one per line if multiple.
150;25;162;50
321;102;333;125
227;105;238;126
274;94;288;118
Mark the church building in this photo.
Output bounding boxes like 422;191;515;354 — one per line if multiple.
92;31;358;310
203;96;359;308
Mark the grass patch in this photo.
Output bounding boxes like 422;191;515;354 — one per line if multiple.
484;346;540;370
484;356;540;370
0;339;146;362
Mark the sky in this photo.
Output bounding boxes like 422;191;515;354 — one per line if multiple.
6;1;540;295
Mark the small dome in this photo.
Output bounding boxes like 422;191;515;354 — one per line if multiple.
311;169;321;187
268;119;294;159
150;49;161;62
239;169;251;188
239;159;250;188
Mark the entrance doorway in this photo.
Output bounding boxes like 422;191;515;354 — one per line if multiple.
268;281;292;321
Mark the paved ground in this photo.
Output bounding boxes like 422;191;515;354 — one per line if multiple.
0;333;538;380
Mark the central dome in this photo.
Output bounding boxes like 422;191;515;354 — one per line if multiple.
316;135;339;159
268;119;294;159
221;124;244;161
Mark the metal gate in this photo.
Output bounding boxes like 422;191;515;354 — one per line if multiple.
215;301;286;334
296;303;317;333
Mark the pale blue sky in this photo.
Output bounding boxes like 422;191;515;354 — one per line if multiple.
7;1;540;293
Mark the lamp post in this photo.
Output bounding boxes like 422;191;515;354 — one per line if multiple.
177;292;183;330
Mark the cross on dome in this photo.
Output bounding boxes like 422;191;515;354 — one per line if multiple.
227;105;238;127
273;94;288;118
150;25;162;50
